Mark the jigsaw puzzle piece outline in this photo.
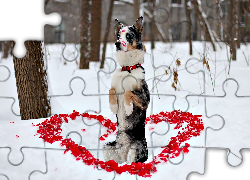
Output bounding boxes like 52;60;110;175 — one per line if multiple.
0;126;48;180
205;78;250;166
34;114;115;180
0;0;61;58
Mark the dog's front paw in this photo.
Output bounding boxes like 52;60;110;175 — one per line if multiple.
109;104;118;114
109;88;118;114
103;141;122;163
126;148;136;164
124;103;133;116
124;90;133;116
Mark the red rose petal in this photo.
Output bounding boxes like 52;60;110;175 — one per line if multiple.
35;110;204;177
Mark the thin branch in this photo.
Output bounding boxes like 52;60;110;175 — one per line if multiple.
144;11;167;42
117;0;133;6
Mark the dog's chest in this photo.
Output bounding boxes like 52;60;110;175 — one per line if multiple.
111;68;144;132
111;68;144;93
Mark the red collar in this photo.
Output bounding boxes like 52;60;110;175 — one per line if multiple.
122;63;141;72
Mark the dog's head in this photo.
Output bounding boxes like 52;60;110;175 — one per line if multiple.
114;17;143;52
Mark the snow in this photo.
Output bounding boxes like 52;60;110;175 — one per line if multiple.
0;41;249;179
187;1;192;8
54;0;69;2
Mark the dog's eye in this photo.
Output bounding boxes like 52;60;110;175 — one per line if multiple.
126;34;132;39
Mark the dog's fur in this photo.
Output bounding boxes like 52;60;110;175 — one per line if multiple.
103;17;150;164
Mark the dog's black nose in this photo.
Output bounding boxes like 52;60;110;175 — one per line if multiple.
115;41;121;51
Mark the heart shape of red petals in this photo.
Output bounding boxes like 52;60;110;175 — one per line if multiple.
36;110;203;177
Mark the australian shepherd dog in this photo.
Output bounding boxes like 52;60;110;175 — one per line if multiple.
103;16;150;164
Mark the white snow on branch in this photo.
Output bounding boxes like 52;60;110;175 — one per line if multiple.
54;0;68;2
121;0;133;3
143;8;153;19
155;23;167;41
197;1;216;45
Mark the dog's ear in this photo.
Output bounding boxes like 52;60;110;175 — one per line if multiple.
114;18;124;36
134;16;143;33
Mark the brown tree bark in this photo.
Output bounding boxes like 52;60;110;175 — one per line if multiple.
169;0;173;41
80;0;90;69
134;0;140;19
192;0;216;51
177;1;181;41
193;9;198;40
100;0;115;69
13;41;51;120
228;0;236;60
143;0;167;43
89;0;102;62
185;0;192;55
244;0;250;42
151;0;156;49
3;41;11;59
237;0;241;48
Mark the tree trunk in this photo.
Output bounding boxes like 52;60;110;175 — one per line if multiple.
13;41;51;120
244;0;250;42
169;0;173;42
143;1;167;43
193;9;198;40
192;0;216;51
236;0;241;48
80;0;90;69
185;0;192;55
100;0;115;69
228;0;236;60
151;0;156;49
3;41;11;59
216;2;220;39
0;42;2;52
217;1;224;40
134;0;140;19
89;0;102;62
177;2;181;41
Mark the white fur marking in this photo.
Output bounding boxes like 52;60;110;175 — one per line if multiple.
127;148;137;164
109;104;118;114
116;49;144;67
125;103;133;116
119;27;128;51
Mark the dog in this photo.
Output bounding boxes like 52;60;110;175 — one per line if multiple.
103;16;150;164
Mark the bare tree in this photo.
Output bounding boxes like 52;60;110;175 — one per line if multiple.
236;0;241;48
89;0;102;62
191;0;216;51
134;0;140;19
228;0;236;60
151;0;156;49
100;0;115;69
10;1;52;120
169;0;173;43
3;41;11;59
12;41;51;120
80;0;91;69
177;0;181;41
244;0;250;42
185;0;192;55
143;0;167;43
216;0;225;41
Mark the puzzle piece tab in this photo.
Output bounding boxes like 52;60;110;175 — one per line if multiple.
0;0;61;58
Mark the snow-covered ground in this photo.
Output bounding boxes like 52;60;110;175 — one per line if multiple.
0;41;249;180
